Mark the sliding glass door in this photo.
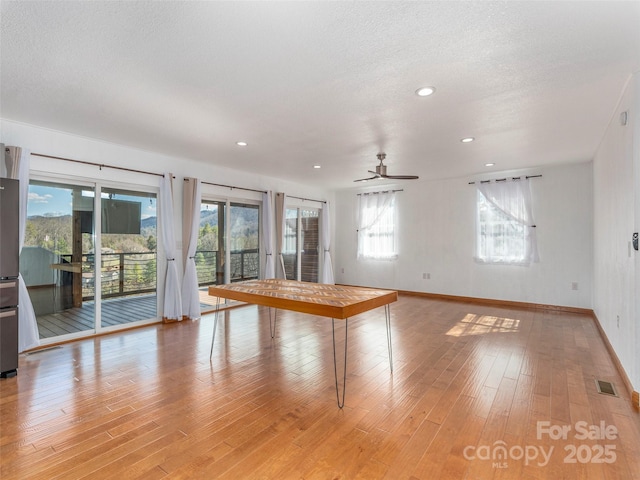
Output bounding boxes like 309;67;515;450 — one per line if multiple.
98;187;157;330
22;180;96;338
196;200;226;287
197;199;260;310
21;179;158;341
229;203;259;282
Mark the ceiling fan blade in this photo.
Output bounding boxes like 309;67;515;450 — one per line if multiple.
382;174;419;180
356;153;419;182
354;175;380;182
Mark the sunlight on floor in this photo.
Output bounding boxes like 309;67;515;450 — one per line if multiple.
446;313;521;337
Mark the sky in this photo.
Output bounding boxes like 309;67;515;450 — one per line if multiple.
27;184;157;219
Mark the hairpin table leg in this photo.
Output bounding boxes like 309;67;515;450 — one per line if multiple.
332;318;349;408
269;307;278;339
210;295;221;360
385;304;393;373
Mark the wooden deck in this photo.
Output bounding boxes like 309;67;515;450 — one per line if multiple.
36;288;223;339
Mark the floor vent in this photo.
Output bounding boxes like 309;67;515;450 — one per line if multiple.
24;346;62;355
595;379;618;397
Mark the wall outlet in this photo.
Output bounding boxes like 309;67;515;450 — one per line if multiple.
422;273;431;280
341;267;345;274
617;315;620;328
571;282;578;291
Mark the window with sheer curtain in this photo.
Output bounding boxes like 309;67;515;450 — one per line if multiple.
357;191;397;260
475;179;539;265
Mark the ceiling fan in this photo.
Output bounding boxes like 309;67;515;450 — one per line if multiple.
354;153;419;182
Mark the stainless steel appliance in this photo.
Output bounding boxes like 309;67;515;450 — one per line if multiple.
0;176;19;378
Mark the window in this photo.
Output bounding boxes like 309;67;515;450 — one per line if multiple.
357;191;397;260
475;180;538;265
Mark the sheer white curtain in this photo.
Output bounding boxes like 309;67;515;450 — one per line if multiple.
275;192;287;279
321;203;334;283
357;191;398;260
261;191;275;279
181;177;201;320
6;147;40;352
160;173;182;321
477;179;539;264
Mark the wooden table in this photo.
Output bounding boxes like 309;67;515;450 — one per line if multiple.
208;279;398;407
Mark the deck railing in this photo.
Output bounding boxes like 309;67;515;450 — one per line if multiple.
61;249;259;300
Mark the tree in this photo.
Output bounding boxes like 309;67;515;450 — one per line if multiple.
146;235;157;251
143;257;157;286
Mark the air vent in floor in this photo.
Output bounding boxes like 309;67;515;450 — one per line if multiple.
595;379;618;397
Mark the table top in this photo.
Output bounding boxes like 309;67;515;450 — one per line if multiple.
208;279;397;319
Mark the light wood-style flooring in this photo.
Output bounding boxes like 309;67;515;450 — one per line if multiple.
1;295;639;479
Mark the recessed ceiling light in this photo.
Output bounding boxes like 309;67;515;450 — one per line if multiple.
313;165;321;169
461;137;475;143
415;86;436;97
485;163;495;167
236;141;248;146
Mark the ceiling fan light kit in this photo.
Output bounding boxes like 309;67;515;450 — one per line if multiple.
354;153;419;182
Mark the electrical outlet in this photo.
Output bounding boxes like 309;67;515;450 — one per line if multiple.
341;268;345;274
571;282;578;291
617;315;620;328
422;273;431;280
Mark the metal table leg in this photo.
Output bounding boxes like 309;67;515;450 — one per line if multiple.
332;318;348;409
210;295;222;359
385;304;393;373
269;307;278;339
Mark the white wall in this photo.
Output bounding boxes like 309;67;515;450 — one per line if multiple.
334;161;593;309
593;72;639;391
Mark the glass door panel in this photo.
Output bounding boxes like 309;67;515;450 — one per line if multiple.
229;203;259;282
197;201;226;309
300;209;319;282
196;201;226;285
283;208;298;280
283;207;319;282
21;180;96;339
99;187;157;329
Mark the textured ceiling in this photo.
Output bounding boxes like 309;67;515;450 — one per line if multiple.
2;1;639;189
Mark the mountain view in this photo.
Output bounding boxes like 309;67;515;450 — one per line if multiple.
25;206;259;256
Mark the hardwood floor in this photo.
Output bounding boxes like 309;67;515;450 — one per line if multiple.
1;295;639;479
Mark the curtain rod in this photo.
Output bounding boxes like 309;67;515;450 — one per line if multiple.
357;189;403;196
31;153;167;177
468;174;542;185
198;180;266;194
286;194;326;204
